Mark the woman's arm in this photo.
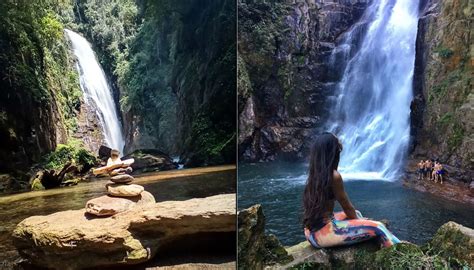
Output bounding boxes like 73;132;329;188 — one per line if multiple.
332;171;358;219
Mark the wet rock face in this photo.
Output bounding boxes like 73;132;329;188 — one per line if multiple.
238;0;368;162
13;194;236;269
122;0;236;167
72;100;105;155
411;0;473;179
0;87;67;172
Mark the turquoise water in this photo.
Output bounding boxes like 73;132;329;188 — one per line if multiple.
238;161;474;245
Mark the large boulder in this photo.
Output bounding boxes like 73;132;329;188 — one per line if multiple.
123;149;178;173
427;221;474;267
13;194;236;269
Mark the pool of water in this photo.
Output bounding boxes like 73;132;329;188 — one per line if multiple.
0;167;236;264
238;161;474;246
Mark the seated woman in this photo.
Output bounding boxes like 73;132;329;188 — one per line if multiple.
303;133;401;248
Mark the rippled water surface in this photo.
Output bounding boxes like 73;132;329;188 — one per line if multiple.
238;162;474;246
0;167;236;264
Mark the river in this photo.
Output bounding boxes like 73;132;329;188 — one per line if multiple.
0;166;236;265
238;162;474;246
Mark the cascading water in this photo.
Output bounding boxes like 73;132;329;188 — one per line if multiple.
65;29;125;153
327;0;419;180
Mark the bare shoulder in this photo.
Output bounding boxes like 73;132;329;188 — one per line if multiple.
333;170;343;183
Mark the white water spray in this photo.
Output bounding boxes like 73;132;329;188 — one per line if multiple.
327;0;419;180
65;29;125;153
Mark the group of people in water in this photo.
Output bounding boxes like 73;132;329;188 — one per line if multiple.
417;159;445;184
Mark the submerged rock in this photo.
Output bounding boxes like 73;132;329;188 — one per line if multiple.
13;194;236;269
106;183;144;197
85;191;155;216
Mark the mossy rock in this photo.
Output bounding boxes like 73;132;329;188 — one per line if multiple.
30;178;45;191
426;221;473;267
374;243;426;269
264;234;293;265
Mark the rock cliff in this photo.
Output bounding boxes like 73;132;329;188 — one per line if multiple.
410;0;473;182
238;0;368;162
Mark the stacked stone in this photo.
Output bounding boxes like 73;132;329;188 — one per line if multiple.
85;170;155;217
107;174;143;197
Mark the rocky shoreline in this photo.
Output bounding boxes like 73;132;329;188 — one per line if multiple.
238;205;474;269
403;159;474;205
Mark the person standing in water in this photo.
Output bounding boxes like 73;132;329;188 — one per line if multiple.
303;133;401;248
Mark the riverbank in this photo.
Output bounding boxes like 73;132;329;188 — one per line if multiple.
0;165;235;204
403;160;473;205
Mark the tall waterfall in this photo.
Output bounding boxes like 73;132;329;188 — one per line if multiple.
327;0;419;180
65;29;125;153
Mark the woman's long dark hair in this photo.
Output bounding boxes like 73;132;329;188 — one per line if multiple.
303;132;342;229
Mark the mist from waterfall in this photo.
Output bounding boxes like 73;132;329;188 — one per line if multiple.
65;29;125;153
327;0;419;180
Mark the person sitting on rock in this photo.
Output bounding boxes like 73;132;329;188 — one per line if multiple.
303;133;401;249
107;149;132;176
417;160;425;180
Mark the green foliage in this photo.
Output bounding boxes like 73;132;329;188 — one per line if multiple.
437;112;453;127
430;69;464;100
448;124;465;151
189;113;236;165
278;62;294;100
30;178;45;191
43;140;97;170
75;0;139;82
39;13;63;47
0;0;82;138
435;46;454;58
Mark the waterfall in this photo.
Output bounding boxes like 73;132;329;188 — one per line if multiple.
65;29;125;153
326;0;419;180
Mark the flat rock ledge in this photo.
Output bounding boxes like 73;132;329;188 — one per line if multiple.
13;194;236;270
239;205;474;270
